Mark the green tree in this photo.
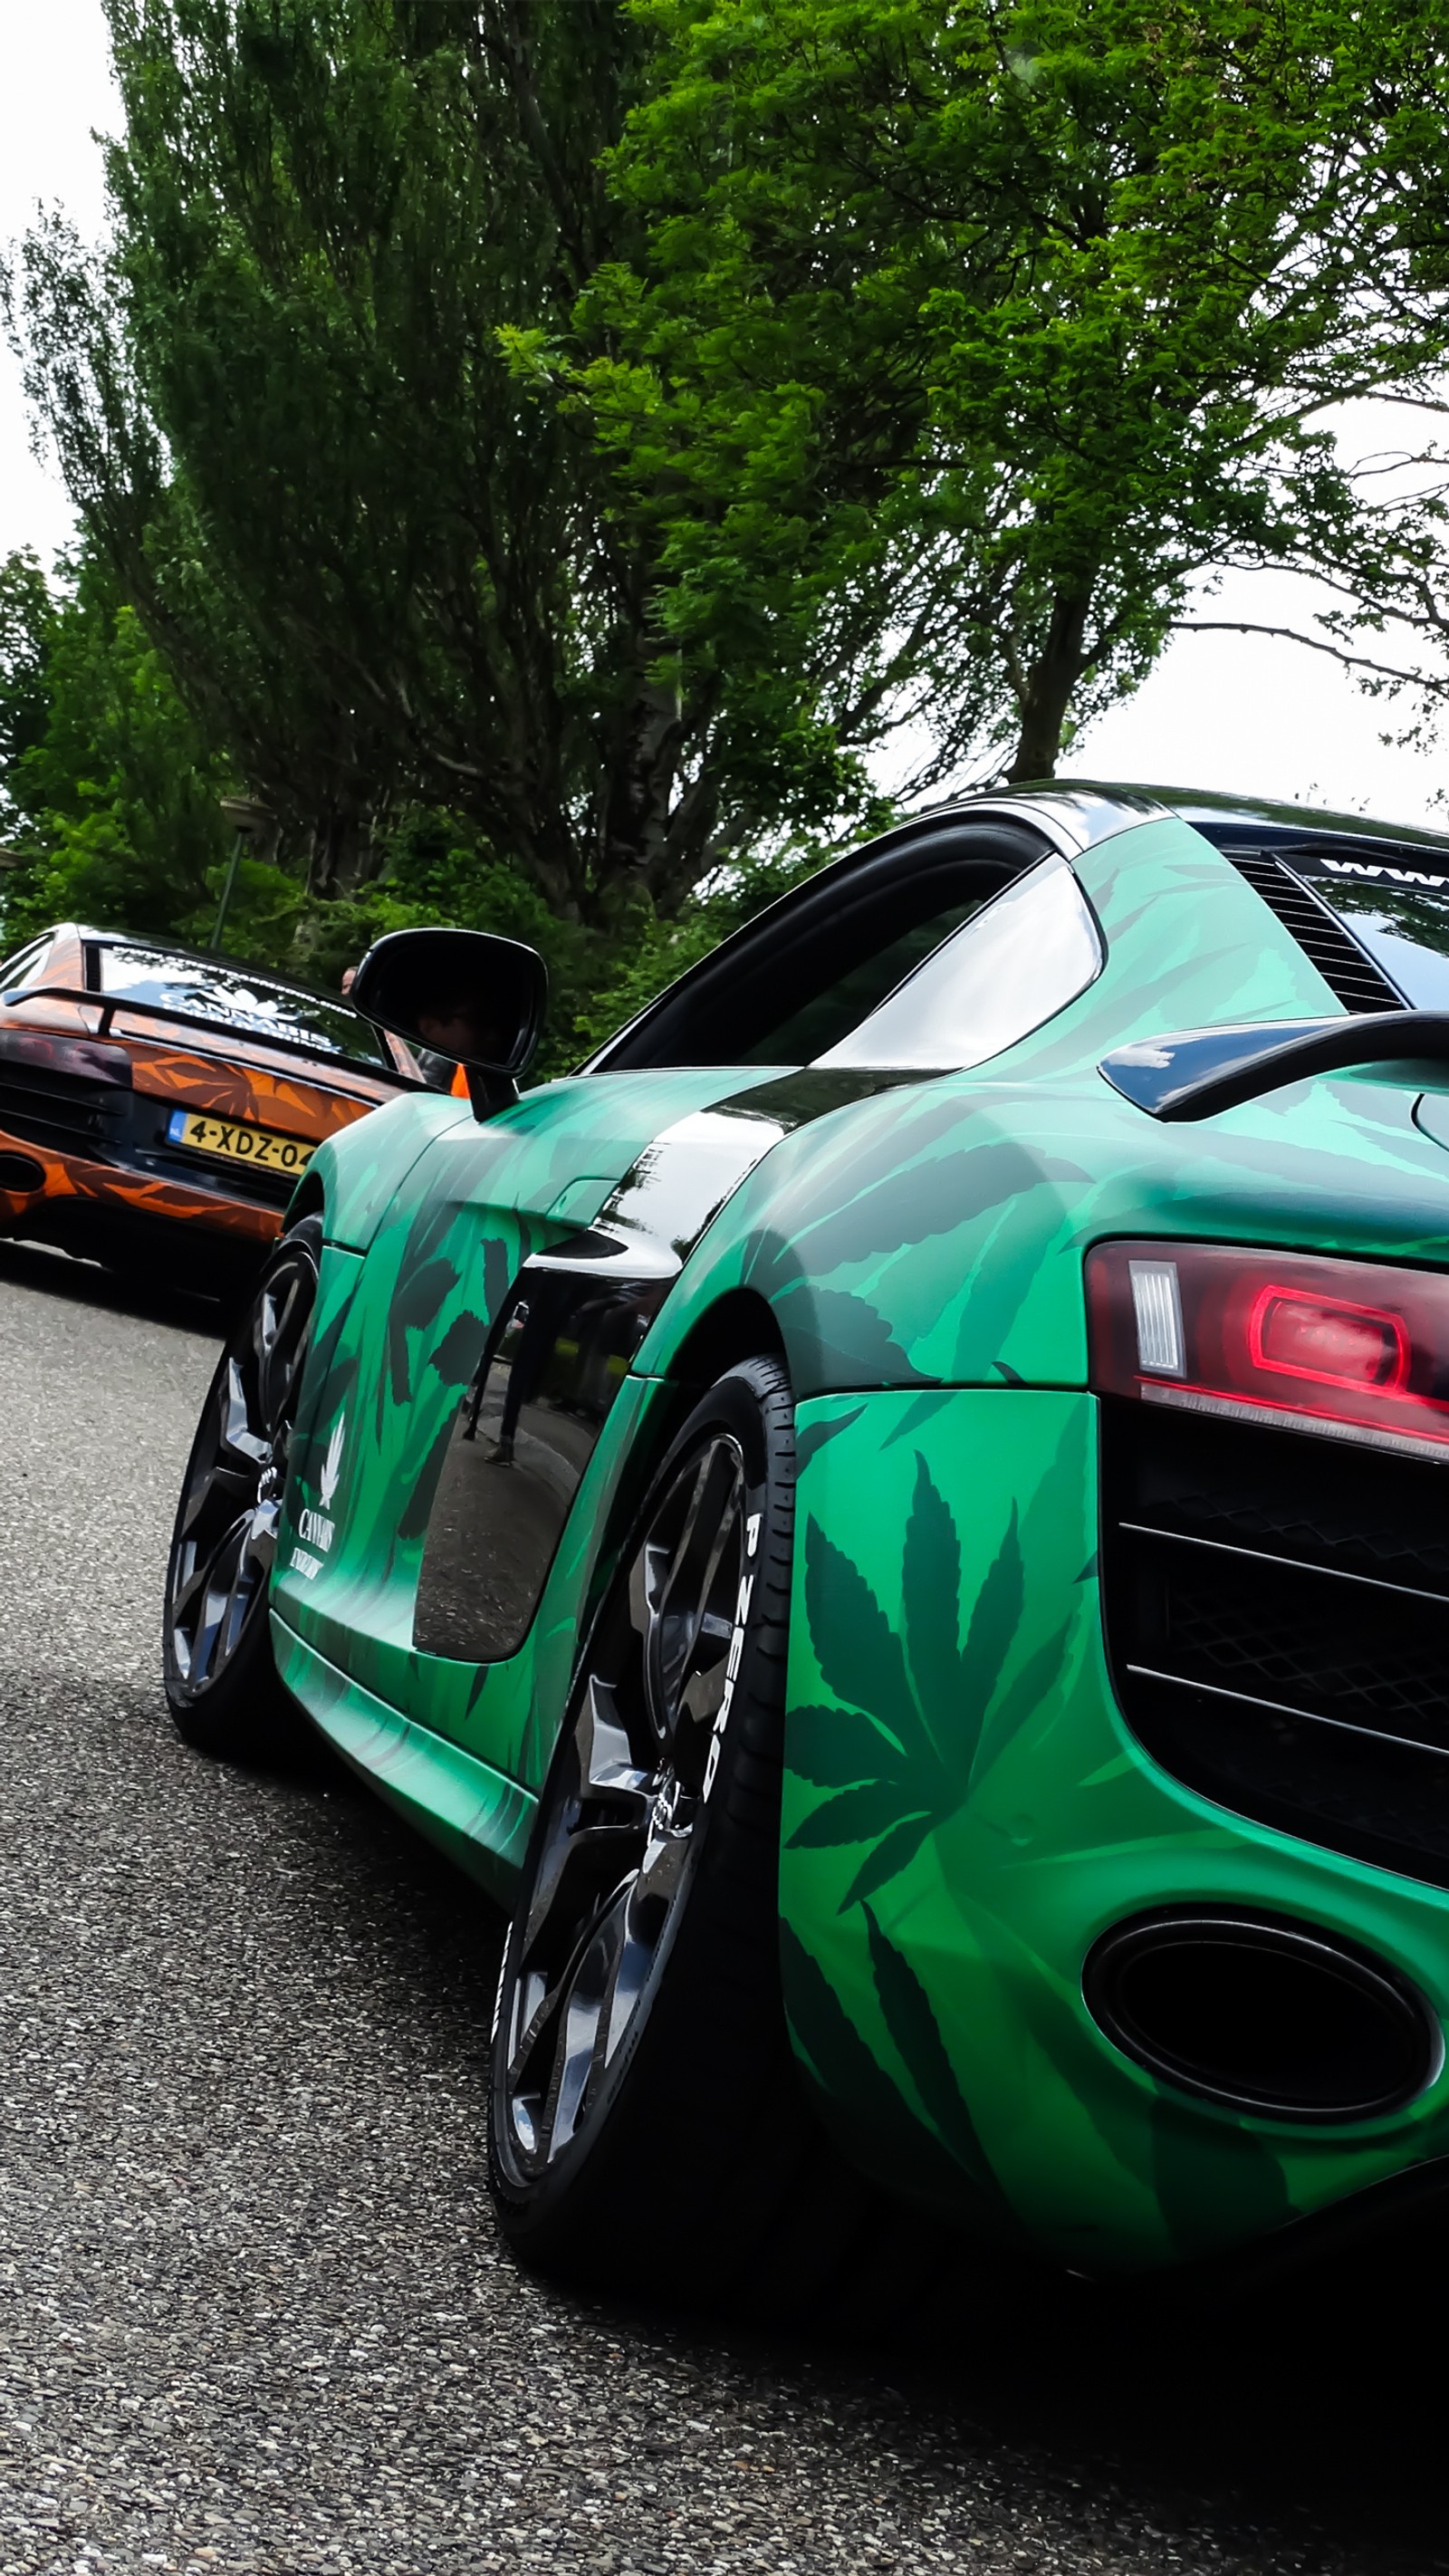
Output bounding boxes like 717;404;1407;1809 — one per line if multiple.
5;0;846;922
14;0;1444;991
0;545;796;1060
1;553;233;945
0;552;57;845
571;0;1449;784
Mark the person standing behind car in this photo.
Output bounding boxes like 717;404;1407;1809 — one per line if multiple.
413;992;486;1094
410;988;513;1095
342;955;462;1091
413;1033;466;1091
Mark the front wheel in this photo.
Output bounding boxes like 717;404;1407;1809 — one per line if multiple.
161;1216;321;1759
486;1356;907;2316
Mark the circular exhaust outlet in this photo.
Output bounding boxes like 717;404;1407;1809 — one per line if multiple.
1083;1909;1439;2123
0;1152;45;1195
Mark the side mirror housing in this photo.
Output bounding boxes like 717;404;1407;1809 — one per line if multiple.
351;928;548;1113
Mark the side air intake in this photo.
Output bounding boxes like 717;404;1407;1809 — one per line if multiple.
1231;851;1406;1014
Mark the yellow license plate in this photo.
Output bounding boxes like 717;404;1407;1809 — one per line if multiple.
167;1109;316;1176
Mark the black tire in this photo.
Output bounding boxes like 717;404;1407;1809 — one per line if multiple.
161;1216;321;1761
486;1354;932;2320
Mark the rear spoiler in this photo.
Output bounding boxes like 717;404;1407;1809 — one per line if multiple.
1099;1011;1449;1121
0;982;422;1087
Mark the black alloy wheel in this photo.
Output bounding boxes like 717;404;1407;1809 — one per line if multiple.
162;1216;321;1756
499;1427;753;2175
488;1354;903;2315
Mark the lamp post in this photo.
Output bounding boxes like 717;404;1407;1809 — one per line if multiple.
212;797;273;954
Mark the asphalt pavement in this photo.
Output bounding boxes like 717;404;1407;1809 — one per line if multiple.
0;1237;1441;2576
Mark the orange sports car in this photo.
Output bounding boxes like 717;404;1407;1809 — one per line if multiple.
0;924;421;1289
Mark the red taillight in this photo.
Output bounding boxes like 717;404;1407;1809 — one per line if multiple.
1247;1287;1408;1394
1087;1242;1449;1457
0;1027;131;1086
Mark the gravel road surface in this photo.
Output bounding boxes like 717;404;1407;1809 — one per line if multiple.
0;1239;1440;2576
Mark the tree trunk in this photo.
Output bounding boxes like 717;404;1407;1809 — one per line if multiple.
1005;586;1094;783
601;665;686;909
305;810;364;898
514;814;587;921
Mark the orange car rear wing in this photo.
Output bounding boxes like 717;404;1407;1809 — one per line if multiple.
1;983;422;1088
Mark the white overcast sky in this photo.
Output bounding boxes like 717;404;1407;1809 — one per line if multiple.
3;0;1447;834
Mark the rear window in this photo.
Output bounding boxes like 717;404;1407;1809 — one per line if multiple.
91;942;393;1068
736;894;984;1063
814;853;1103;1070
1307;859;1449;1012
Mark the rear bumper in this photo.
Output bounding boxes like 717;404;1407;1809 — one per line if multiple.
0;1126;282;1269
782;1386;1449;2283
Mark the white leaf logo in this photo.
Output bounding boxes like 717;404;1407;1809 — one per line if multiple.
319;1417;346;1512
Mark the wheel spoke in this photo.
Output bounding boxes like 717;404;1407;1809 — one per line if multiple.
254;1264;307;1431
576;1676;653;1812
509;1879;630;2165
515;1676;655;1957
657;1445;722;1616
673;1495;740;1697
678;1653;728;1730
244;1497;281;1585
507;1958;572;2144
220;1355;270;1472
184;1514;250;1687
504;1783;700;2172
627;1538;668;1643
623;1820;690;1946
548;1889;629;2158
508;1965;565;2094
643;1442;743;1744
170;1536;218;1629
178;1365;264;1543
517;1791;638;1956
250;1275;282;1425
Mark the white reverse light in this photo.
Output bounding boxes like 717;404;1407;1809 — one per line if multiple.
1128;1259;1185;1376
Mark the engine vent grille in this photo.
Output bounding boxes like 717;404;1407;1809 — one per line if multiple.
1231;851;1406;1014
1100;1401;1449;1892
0;1064;124;1155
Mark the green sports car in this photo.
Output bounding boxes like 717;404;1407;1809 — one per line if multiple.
164;781;1449;2306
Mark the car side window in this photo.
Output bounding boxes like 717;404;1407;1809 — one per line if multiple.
813;854;1102;1071
0;937;50;988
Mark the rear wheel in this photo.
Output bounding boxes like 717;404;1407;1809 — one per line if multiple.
162;1216;320;1759
486;1355;928;2318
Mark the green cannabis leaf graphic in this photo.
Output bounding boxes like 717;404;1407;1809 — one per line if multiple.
863;1906;1012;2208
789;1452;1060;1911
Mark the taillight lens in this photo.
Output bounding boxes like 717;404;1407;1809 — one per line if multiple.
0;1027;131;1085
1086;1242;1449;1457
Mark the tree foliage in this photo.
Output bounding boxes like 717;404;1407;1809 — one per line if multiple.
5;0;878;925
572;0;1449;782
0;553;233;946
8;0;1449;1007
0;553;57;840
0;548;803;1073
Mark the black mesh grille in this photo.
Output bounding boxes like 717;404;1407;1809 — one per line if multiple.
0;1064;126;1154
1230;852;1406;1014
1100;1403;1449;1889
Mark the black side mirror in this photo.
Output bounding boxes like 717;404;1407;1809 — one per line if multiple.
352;928;548;1114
